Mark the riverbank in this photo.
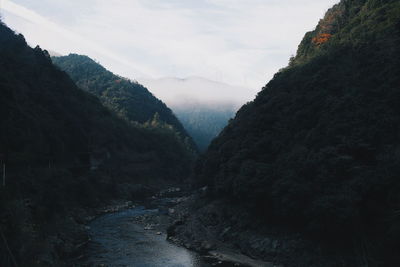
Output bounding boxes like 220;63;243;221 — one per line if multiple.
34;199;138;266
165;189;362;267
77;206;203;266
27;183;159;266
127;188;276;267
42;185;280;267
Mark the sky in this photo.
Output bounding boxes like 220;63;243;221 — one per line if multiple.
0;0;338;90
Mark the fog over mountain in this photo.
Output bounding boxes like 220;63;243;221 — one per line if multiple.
139;77;256;108
47;49;62;57
139;76;257;151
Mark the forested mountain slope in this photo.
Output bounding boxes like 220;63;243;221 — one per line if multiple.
52;54;196;150
140;77;254;151
0;21;194;266
173;105;236;152
172;0;400;265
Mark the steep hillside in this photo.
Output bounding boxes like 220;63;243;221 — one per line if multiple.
171;0;400;266
0;21;194;266
139;77;255;151
173;105;236;152
52;54;196;150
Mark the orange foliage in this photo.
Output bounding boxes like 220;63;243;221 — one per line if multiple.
312;33;332;45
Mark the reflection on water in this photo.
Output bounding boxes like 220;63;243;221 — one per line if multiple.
81;207;203;267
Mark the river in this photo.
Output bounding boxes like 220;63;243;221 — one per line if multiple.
79;206;206;267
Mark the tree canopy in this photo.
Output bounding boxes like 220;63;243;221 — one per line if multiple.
194;0;400;264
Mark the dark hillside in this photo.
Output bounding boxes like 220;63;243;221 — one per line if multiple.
173;0;400;265
52;54;197;151
0;21;194;266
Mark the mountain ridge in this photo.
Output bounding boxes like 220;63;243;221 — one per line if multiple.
0;21;195;266
169;0;400;265
139;76;256;151
52;54;198;151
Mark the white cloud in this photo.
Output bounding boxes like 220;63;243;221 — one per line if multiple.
0;0;157;77
1;0;339;89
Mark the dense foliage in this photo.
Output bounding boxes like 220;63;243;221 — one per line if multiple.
0;21;194;266
52;54;196;151
174;106;236;152
195;0;400;264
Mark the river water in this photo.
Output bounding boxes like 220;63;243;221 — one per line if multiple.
80;206;205;267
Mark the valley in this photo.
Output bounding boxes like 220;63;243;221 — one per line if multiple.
1;0;400;266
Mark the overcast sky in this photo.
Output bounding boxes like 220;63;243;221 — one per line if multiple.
0;0;338;89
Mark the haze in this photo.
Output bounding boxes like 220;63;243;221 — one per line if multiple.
1;0;338;91
139;77;255;109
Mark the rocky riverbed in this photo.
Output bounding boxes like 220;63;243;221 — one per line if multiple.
77;206;203;266
126;188;276;267
70;187;275;267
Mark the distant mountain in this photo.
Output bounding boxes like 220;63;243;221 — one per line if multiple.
170;0;400;265
139;77;256;151
52;54;197;151
0;21;194;266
